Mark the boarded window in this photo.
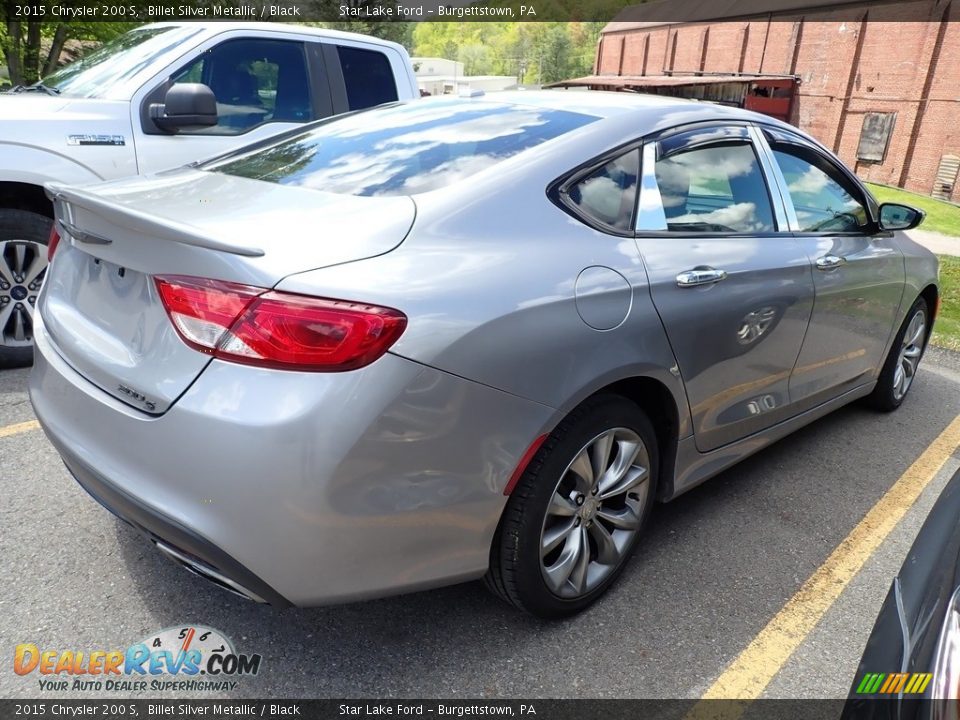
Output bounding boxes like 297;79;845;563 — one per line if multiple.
857;113;896;163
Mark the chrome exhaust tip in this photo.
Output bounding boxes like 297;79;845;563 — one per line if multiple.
154;540;267;604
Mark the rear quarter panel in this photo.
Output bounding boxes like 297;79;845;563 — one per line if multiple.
275;126;692;439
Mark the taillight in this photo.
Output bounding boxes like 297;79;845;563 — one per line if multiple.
155;275;407;372
47;225;60;261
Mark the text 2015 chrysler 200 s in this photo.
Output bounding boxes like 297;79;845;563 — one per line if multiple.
30;92;937;618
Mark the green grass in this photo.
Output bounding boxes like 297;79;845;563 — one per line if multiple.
866;183;960;238
932;255;960;352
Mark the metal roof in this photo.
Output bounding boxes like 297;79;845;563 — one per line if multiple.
545;74;798;89
604;0;880;30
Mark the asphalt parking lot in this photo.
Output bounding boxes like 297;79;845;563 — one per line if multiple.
2;349;960;701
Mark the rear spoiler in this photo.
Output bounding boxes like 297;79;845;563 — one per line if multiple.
45;183;265;258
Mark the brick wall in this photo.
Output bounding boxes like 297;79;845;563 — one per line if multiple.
597;1;960;199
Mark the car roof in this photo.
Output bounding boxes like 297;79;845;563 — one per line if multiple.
479;89;797;130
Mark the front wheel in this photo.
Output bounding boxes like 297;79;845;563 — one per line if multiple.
867;297;928;412
0;209;51;368
486;395;658;618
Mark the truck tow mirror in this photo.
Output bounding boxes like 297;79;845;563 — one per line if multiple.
150;83;218;133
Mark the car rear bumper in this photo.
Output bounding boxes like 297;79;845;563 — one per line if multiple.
30;312;553;606
60;446;291;606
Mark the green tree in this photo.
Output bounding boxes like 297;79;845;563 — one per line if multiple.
0;5;135;87
537;23;572;83
458;43;491;76
317;20;413;48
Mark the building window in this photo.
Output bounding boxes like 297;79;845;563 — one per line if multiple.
856;112;896;163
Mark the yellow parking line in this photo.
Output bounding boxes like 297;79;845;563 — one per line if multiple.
697;413;960;703
0;419;40;438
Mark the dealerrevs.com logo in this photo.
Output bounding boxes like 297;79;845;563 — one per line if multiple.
14;626;262;692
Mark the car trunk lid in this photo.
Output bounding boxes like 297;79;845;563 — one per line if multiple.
40;170;415;414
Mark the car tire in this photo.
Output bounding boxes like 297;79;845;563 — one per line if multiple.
485;394;658;618
0;209;52;368
867;296;929;412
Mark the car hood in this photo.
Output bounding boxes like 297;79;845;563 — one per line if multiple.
0;94;132;147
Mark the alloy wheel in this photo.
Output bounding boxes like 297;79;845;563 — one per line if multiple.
892;309;925;402
0;240;47;348
539;427;651;599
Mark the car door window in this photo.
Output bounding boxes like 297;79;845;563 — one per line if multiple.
770;145;869;232
566;149;640;232
171;39;312;135
653;142;775;233
337;46;398;111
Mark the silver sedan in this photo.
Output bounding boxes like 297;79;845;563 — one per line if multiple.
30;92;938;617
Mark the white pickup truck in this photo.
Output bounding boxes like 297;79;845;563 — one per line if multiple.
0;22;418;363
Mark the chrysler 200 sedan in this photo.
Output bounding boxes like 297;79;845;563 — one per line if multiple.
30;92;937;618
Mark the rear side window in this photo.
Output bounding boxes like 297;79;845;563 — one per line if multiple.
206;99;596;196
566;150;640;231
654;142;775;233
337;45;398;110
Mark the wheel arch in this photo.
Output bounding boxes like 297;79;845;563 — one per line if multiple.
0;143;105;217
600;376;681;502
0;182;54;219
550;374;683;503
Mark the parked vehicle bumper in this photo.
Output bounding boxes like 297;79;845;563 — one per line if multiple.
29;312;554;606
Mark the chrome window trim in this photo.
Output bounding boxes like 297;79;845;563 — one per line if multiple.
635;141;668;232
749;124;796;232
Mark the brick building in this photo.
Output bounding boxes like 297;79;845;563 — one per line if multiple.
572;0;960;200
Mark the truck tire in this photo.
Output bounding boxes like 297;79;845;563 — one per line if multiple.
0;209;52;368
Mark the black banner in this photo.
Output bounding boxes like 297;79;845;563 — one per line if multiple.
0;0;954;24
0;699;934;720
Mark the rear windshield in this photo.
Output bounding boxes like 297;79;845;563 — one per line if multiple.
205;99;597;196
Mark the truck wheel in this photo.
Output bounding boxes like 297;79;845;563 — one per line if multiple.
0;209;52;368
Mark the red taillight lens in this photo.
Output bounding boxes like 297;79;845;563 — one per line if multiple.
156;276;263;354
155;275;407;372
47;225;61;262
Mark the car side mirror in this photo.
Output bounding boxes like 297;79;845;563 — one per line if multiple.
878;202;925;232
149;83;217;133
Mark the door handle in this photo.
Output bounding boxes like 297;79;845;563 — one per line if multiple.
816;255;845;270
676;268;727;287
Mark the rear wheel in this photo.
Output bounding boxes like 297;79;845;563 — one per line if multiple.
867;297;928;412
486;395;658;618
0;209;51;367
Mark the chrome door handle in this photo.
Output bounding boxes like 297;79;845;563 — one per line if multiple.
816;255;845;270
676;268;728;287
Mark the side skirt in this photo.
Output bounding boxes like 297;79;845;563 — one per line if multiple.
666;382;875;500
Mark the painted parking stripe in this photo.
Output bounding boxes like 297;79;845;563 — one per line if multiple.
0;419;39;438
697;413;960;703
